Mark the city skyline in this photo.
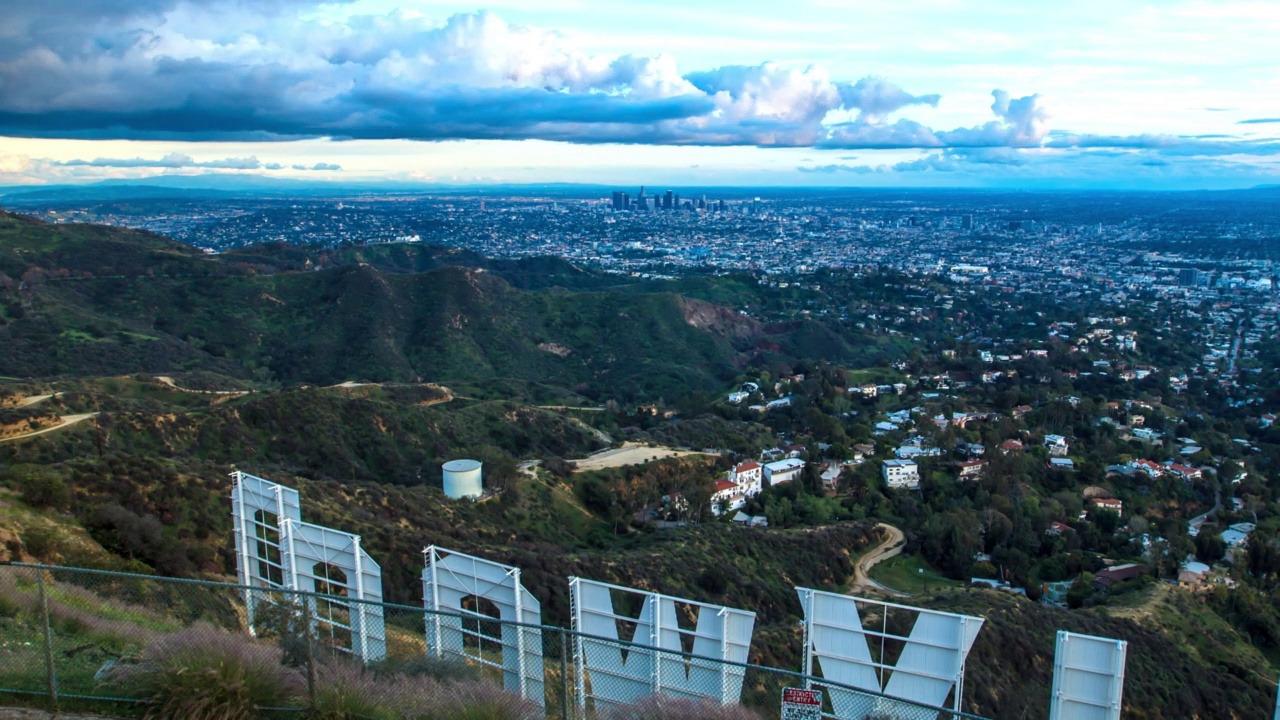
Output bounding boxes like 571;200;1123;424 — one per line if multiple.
2;0;1279;189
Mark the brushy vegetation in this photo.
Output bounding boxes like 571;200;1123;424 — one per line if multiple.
110;625;303;720
604;695;767;720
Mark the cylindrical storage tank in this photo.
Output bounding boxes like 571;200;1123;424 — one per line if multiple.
442;459;483;499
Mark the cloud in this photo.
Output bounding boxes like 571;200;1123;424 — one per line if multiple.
0;0;1274;168
57;152;262;169
1239;118;1280;125
837;76;940;123
796;146;1280;188
0;1;1020;150
1043;132;1280;156
54;152;341;171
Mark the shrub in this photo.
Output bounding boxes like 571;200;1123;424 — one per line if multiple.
367;653;482;683
6;465;70;510
110;625;304;720
307;660;396;720
604;695;767;720
20;524;62;561
310;657;538;720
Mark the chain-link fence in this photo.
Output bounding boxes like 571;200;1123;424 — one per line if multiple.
0;563;988;720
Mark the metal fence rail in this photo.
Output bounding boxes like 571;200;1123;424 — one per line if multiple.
0;563;988;719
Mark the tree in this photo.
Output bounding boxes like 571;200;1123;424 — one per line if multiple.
6;465;69;510
1195;531;1226;564
1066;574;1092;608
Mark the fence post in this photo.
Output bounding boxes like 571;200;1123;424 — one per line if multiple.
35;568;58;707
560;630;571;720
301;595;317;707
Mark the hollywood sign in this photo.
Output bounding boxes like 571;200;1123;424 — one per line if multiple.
232;472;1127;719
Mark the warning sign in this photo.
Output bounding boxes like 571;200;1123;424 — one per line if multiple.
781;687;823;720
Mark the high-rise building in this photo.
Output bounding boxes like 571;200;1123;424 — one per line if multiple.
664;190;673;211
612;191;624;211
751;197;760;215
962;214;974;231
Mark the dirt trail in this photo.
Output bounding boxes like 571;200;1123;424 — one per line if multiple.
156;376;249;397
0;413;97;443
569;442;715;472
17;393;60;406
848;522;911;598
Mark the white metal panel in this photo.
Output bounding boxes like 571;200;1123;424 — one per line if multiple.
570;577;756;711
230;471;386;662
1049;631;1127;720
422;547;545;709
797;588;984;717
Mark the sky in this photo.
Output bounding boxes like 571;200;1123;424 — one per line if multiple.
1;0;1279;189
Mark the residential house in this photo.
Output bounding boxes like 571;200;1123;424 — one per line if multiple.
1092;497;1123;515
999;439;1024;454
711;479;744;516
882;459;921;490
1178;561;1211;590
1044;434;1069;457
730;461;764;496
957;460;986;481
1222;522;1255;547
1092;563;1147;592
1167;463;1202;482
764;458;805;486
1049;457;1076;471
1130;459;1165;478
820;464;843;492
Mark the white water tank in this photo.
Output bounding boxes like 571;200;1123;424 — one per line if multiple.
442;459;483;499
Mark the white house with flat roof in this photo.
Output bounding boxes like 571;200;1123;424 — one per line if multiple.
763;458;805;486
882;459;920;490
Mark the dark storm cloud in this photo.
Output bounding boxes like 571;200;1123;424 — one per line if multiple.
0;2;1275;159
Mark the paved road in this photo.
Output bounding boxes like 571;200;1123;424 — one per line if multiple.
1189;483;1223;535
848;522;911;598
0;413;97;443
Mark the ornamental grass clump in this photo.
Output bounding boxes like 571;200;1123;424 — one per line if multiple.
314;658;540;720
110;624;304;720
605;695;768;720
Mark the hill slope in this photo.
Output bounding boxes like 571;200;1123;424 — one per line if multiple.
0;212;879;400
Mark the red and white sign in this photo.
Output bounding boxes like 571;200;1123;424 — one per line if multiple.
781;687;823;720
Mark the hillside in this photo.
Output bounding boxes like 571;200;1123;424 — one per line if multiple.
0;212;882;400
4;213;1279;719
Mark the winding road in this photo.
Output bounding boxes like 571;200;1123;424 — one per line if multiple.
0;413;98;443
848;522;911;598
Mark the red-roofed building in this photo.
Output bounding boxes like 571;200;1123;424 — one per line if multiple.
999;439;1024;454
1132;459;1164;477
711;479;745;516
1168;463;1202;482
1092;498;1124;515
957;460;986;480
730;461;764;496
